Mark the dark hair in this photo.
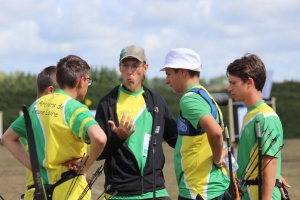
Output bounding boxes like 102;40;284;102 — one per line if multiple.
173;68;200;78
226;53;266;91
37;66;58;95
56;55;90;89
142;61;146;82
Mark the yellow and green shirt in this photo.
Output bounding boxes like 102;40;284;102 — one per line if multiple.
12;89;97;200
237;100;282;200
175;84;229;199
107;86;169;199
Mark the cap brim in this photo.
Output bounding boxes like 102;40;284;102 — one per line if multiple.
189;67;201;72
160;63;180;71
120;55;144;62
160;65;201;72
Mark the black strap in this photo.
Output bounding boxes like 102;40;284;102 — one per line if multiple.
27;185;35;190
27;170;80;192
275;180;283;188
189;88;223;132
243;179;259;185
22;105;47;200
244;179;290;200
53;170;80;188
244;179;281;187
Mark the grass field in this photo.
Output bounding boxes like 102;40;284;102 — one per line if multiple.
0;139;299;199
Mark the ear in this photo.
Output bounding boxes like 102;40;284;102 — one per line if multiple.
77;77;84;88
248;77;254;85
48;86;55;94
246;77;255;89
143;63;149;72
181;69;188;77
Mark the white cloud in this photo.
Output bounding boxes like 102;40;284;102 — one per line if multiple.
0;1;54;25
0;0;299;81
144;35;162;52
0;20;43;54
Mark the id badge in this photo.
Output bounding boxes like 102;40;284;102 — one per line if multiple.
143;133;151;157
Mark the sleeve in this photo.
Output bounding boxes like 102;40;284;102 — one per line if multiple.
180;93;211;130
11;115;27;138
66;101;99;143
260;115;283;158
19;137;29;150
163;99;178;148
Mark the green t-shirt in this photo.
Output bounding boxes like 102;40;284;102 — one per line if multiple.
237;100;283;200
174;84;229;199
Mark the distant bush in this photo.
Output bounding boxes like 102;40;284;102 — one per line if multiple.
0;69;298;139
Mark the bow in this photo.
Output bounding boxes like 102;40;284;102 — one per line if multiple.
78;165;104;200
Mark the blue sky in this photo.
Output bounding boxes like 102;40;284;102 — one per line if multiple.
0;0;299;82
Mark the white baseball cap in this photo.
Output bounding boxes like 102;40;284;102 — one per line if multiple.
160;48;202;72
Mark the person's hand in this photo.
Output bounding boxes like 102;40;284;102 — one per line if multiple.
279;175;291;199
63;156;90;174
108;113;135;140
63;158;81;171
213;159;226;168
222;147;228;160
214;147;228;168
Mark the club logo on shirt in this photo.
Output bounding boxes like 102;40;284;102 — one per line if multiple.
177;114;190;135
178;119;188;132
120;110;132;115
154;106;159;113
245;128;250;135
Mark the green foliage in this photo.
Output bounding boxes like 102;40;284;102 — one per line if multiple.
209;75;227;85
0;70;8;82
270;81;300;138
83;67;122;109
0;72;37;133
0;69;299;139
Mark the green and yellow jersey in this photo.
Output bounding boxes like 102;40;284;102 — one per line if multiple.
175;84;229;199
12;89;96;200
237;100;282;200
106;86;169;199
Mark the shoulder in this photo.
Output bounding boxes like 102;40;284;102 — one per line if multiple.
143;86;166;101
64;98;89;113
260;103;279;117
180;91;207;107
252;103;280;123
144;85;160;96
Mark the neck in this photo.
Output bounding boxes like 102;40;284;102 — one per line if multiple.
122;83;142;93
182;76;200;94
62;87;78;99
244;90;263;109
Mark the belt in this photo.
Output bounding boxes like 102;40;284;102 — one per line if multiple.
27;170;80;191
243;179;281;188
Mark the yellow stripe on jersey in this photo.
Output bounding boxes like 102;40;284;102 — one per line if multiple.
70;107;90;130
79;117;96;139
181;134;212;197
